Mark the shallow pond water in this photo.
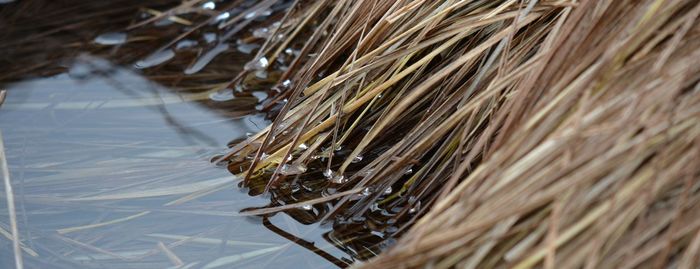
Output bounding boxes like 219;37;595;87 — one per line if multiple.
0;57;350;268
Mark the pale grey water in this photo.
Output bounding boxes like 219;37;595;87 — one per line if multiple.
0;57;346;268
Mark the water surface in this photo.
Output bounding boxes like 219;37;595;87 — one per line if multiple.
0;57;347;268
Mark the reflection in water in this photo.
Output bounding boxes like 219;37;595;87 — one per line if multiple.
0;57;349;268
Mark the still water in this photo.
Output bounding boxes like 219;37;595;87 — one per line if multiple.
0;57;348;268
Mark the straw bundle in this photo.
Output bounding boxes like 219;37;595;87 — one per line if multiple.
218;0;700;267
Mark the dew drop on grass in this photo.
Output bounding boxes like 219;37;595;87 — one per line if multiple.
203;32;217;43
254;70;268;79
215;12;230;21
253;27;270;38
251;91;268;102
94;32;127;45
134;49;175;69
352;155;363;163
324;169;348;184
244;57;269;71
361;187;372;196
297;143;308;150
176;39;198;50
323;169;333;178
237;43;260;54
384;186;393;195
280;164;307;175
185;43;229;75
385;226;398;233
209;88;235;102
201;1;215;10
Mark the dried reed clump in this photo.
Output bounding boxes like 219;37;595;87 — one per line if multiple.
109;0;698;267
217;0;700;267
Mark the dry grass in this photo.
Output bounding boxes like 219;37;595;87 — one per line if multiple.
3;0;699;267
211;0;700;268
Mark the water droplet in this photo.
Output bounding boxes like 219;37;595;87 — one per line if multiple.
209;88;235;102
331;175;347;184
284;48;294;55
323;169;334;178
404;168;413;175
301;204;313;211
251;91;268;102
385;226;398;233
280;163;307;175
215;12;230;21
409;201;421;214
201;1;215;10
175;39;198;50
371;231;384;237
351;216;366;222
282;79;292;87
323;169;348;184
361;187;372;196
94;32;127;45
203;32;217;43
260;153;269;159
254;70;268;79
253;27;270;38
237;43;260;54
134;49;175;69
352;155;363;163
384;186;393;195
370;203;380;212
297;143;308;150
244;57;269;71
244;8;272;20
0;0;17;4
184;43;229;75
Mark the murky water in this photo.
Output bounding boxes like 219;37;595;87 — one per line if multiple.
0;58;350;268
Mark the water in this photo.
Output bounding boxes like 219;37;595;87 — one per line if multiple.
184;43;230;75
94;32;127;46
134;49;176;69
0;57;349;268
